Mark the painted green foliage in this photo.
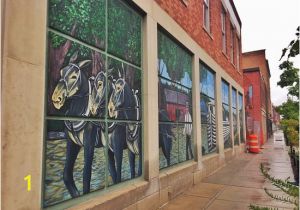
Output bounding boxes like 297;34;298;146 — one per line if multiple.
49;0;106;49
158;30;192;84
108;0;142;66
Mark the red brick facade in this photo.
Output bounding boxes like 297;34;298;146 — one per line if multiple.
155;0;243;86
242;50;272;145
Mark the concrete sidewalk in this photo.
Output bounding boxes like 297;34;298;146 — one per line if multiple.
161;130;296;210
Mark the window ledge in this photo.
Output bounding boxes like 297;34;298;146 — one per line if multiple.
202;26;214;40
180;0;189;7
202;152;219;161
230;62;236;69
224;147;233;152
222;51;229;60
159;160;196;175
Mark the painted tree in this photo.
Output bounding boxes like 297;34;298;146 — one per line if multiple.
158;31;192;83
48;0;105;83
107;0;142;87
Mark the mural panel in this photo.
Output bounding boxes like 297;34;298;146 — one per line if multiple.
108;0;142;66
232;88;239;145
200;64;217;155
107;57;142;121
158;123;194;169
44;0;143;207
47;32;106;118
44;120;107;206
48;0;106;50
159;122;178;168
105;121;142;186
222;80;232;149
158;30;193;169
239;93;245;143
178;123;194;163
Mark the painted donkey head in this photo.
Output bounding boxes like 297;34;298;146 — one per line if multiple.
90;71;107;116
107;65;139;120
108;78;126;118
52;52;91;110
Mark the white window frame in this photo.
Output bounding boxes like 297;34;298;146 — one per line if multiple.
236;38;240;70
203;0;210;32
230;24;235;64
221;7;226;53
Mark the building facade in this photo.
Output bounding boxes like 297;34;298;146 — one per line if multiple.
272;105;280;131
242;49;272;146
1;0;246;209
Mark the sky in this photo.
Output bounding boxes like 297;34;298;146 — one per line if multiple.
234;0;300;106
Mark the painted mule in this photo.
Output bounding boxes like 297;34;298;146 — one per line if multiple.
106;69;142;183
51;52;102;197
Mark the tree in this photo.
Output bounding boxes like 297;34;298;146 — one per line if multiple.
275;99;299;120
280;26;299;61
277;61;299;98
278;26;299;99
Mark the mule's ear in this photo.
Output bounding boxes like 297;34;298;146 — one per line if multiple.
89;76;95;82
78;60;91;69
69;51;78;63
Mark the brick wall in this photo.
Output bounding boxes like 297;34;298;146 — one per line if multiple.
242;50;272;116
155;0;243;86
243;72;261;123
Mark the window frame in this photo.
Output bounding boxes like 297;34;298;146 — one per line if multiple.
44;0;144;207
230;23;235;64
157;29;194;169
238;92;245;143
232;87;239;145
221;7;226;53
221;79;231;149
200;62;217;155
236;38;240;71
203;0;210;33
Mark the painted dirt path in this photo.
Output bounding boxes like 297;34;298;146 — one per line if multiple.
161;130;296;210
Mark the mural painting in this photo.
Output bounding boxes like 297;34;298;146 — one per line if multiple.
232;88;239;145
44;0;143;207
239;93;245;143
200;65;217;155
158;30;194;169
222;80;232;148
